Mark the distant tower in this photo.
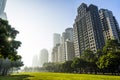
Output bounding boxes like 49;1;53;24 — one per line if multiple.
52;28;74;62
32;54;38;67
39;49;48;67
53;33;61;47
65;39;75;61
0;0;7;20
52;44;60;62
52;33;61;62
61;28;74;61
65;28;74;42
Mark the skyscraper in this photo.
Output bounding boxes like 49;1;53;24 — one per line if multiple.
65;39;75;61
52;28;74;62
61;28;74;61
65;28;74;42
73;3;104;57
113;16;120;41
99;9;120;42
32;54;39;67
58;44;63;62
39;49;48;67
0;0;7;20
52;44;60;62
52;33;61;62
53;33;61;47
0;0;6;14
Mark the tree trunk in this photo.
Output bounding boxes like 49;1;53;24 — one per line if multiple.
2;68;5;76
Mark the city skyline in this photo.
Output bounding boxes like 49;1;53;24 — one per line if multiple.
4;0;120;67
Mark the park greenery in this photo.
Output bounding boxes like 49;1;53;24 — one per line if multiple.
67;39;119;75
0;17;119;76
0;18;23;76
25;39;120;75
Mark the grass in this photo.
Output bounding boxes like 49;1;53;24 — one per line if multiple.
0;74;32;80
0;72;120;80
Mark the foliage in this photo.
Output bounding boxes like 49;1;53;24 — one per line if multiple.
61;60;74;73
81;49;95;62
0;18;23;75
43;62;62;72
97;51;120;73
96;50;103;59
97;39;120;74
81;49;98;73
0;19;21;60
102;39;120;54
71;58;87;73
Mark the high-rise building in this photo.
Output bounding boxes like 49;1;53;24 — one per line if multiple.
0;0;7;20
52;33;61;62
53;33;61;47
65;39;75;61
113;16;120;41
61;32;67;61
51;44;60;62
51;51;55;62
65;28;74;42
61;28;74;44
39;49;48;67
58;44;63;62
61;28;74;61
52;28;74;62
32;54;39;67
0;0;6;14
99;9;120;42
73;3;104;57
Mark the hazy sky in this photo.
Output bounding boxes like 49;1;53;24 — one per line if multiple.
5;0;120;67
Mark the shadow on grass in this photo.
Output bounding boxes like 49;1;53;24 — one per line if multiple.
0;75;34;80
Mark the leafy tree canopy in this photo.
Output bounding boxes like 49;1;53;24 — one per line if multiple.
0;18;22;61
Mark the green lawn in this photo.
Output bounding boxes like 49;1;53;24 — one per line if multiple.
0;72;120;80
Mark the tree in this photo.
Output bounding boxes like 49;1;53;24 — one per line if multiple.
71;57;87;73
61;60;73;73
0;18;23;75
0;19;22;60
97;51;120;75
81;49;98;74
103;39;120;54
97;39;120;75
96;50;103;59
43;62;56;72
81;49;95;62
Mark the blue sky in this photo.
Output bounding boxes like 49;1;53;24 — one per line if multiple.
5;0;120;67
